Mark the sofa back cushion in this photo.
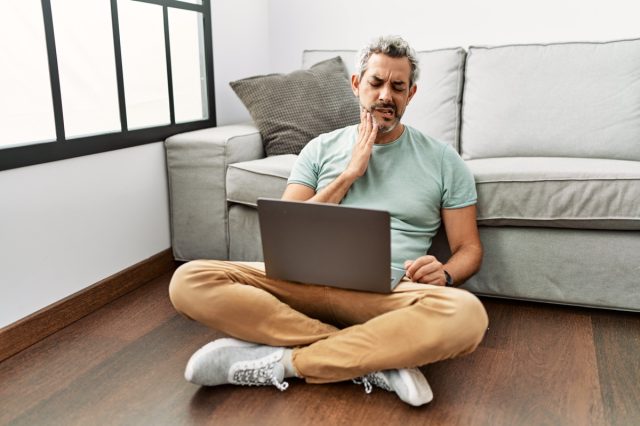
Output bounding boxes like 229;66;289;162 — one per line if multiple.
461;38;640;161
303;48;466;150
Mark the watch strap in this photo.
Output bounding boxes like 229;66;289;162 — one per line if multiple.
444;270;454;287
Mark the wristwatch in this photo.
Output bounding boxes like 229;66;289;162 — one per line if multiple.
444;270;454;287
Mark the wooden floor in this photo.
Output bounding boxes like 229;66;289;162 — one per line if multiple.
1;270;639;426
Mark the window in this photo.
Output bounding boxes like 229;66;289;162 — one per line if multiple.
119;0;171;129
0;0;215;171
0;1;56;148
169;7;208;123
51;0;121;138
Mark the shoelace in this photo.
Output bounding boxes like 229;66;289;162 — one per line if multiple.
231;354;290;392
232;367;289;391
353;372;392;394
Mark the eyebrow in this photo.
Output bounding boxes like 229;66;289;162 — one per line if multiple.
369;75;408;86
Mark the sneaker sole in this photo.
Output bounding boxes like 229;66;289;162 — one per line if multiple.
185;337;258;382
398;368;434;406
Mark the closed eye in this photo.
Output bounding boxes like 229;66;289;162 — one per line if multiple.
392;81;407;91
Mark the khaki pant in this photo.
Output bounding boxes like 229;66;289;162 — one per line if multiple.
169;260;489;384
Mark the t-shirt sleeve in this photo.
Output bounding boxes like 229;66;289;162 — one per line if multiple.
287;137;320;190
441;144;477;209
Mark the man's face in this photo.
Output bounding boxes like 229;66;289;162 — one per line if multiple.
352;53;417;135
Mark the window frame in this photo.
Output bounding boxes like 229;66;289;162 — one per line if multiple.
0;0;215;171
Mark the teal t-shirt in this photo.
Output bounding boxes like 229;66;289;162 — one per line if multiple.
288;124;477;269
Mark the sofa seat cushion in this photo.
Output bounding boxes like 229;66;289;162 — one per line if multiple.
468;157;640;230
227;155;298;206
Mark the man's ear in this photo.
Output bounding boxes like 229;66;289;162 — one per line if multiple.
351;74;360;96
407;84;417;104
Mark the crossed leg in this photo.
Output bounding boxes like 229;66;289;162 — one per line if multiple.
169;260;488;383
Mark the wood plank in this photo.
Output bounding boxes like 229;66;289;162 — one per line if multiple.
0;249;177;362
5;314;216;426
420;299;605;426
0;271;178;424
591;310;640;426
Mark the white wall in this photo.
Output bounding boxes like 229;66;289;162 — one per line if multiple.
211;0;270;125
0;143;170;328
215;0;640;124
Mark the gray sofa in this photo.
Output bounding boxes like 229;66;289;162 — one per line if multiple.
166;38;640;311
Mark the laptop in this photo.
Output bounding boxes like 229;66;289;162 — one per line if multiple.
257;198;405;293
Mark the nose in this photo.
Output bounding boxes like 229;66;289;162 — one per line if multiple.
378;83;392;103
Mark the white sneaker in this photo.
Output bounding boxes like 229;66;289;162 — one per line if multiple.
185;337;289;391
355;368;433;406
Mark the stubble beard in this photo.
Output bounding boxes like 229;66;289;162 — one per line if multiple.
374;117;400;134
363;102;402;134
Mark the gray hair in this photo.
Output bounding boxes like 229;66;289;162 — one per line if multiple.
356;35;420;88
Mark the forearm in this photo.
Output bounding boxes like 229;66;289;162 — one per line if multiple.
287;111;376;205
444;243;483;286
308;171;358;204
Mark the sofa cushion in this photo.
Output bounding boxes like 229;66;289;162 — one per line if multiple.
227;155;298;206
303;48;466;150
461;38;640;161
468;157;640;230
230;57;359;156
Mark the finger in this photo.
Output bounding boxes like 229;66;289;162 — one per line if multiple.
358;109;366;138
361;113;373;144
412;265;440;284
404;260;414;279
368;119;378;144
363;112;377;145
406;256;435;278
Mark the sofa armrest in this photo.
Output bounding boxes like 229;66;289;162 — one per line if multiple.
165;123;264;261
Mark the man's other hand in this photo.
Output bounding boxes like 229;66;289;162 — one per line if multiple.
404;256;447;286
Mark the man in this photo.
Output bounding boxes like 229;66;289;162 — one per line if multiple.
169;35;488;407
